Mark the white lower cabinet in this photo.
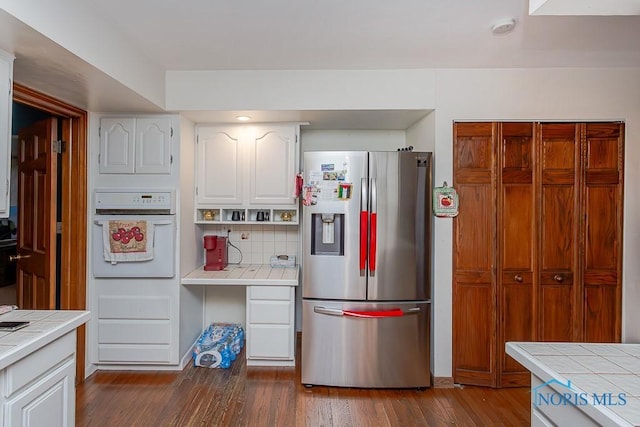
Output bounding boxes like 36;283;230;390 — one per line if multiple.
96;294;174;364
246;286;295;366
2;331;76;427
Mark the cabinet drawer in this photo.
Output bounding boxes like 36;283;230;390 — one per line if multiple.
98;320;171;344
247;325;292;359
249;300;292;324
248;286;291;300
98;344;173;363
99;295;171;319
4;331;75;397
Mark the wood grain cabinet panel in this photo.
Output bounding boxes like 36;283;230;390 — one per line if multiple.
582;123;623;343
452;122;497;387
538;123;579;343
498;123;535;387
453;121;623;388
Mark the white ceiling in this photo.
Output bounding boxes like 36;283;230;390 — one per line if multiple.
84;0;640;70
2;0;640;129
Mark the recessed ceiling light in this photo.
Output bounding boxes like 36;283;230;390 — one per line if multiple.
491;18;516;35
236;116;251;121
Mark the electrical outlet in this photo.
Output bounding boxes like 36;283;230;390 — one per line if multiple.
241;232;249;240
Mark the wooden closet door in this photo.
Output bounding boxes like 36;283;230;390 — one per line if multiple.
452;122;497;387
497;123;535;387
538;123;580;342
582;123;623;342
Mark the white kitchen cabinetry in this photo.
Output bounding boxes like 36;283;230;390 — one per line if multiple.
248;125;298;205
196;126;243;205
2;331;77;427
0;49;14;217
99;117;173;174
96;293;174;364
246;285;295;366
195;124;299;224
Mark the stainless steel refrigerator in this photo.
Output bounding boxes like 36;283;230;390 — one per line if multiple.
301;150;432;388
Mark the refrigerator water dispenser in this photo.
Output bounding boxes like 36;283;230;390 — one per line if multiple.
311;213;344;255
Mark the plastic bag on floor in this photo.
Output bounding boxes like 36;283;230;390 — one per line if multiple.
193;322;244;368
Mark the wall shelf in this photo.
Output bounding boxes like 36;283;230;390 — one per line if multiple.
195;207;298;225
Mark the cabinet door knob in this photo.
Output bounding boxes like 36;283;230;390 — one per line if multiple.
553;274;564;282
514;274;523;283
9;254;31;262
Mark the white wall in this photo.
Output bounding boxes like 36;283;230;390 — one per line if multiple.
0;0;166;108
406;112;436;153
178;115;205;356
301;129;406;151
166;70;437;111
167;67;640;379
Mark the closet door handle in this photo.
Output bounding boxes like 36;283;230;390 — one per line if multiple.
514;274;523;283
553;274;564;282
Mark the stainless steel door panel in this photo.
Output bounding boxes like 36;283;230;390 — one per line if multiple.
301;300;431;388
302;151;368;300
368;152;432;301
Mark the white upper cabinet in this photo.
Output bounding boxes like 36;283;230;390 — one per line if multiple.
0;50;14;218
99;118;134;174
249;125;297;205
196;126;243;205
196;124;299;208
99;117;172;174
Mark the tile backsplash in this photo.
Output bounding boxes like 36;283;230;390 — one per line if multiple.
204;224;299;265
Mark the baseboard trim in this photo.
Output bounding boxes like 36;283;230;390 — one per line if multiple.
432;376;455;388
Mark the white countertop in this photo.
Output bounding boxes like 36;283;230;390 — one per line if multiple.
0;309;91;370
507;342;640;427
182;264;299;286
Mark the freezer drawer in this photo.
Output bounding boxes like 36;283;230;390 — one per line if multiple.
301;299;430;388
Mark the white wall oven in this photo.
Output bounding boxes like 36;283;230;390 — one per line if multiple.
92;189;176;278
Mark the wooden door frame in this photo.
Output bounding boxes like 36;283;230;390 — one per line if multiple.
13;82;87;380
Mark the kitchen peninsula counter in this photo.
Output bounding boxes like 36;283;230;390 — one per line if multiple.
0;309;90;369
0;309;90;426
506;342;640;427
181;264;299;286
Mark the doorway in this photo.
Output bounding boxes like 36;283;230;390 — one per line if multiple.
11;83;88;380
1;104;55;308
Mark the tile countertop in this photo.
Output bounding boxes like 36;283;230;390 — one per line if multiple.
181;264;299;286
506;342;640;427
0;310;91;370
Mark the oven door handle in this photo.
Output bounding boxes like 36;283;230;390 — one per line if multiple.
94;219;173;225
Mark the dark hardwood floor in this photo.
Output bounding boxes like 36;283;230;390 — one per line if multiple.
77;345;530;426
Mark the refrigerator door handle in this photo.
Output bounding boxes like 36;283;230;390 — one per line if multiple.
313;306;344;316
313;306;422;318
369;178;377;277
360;177;368;275
343;308;404;318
